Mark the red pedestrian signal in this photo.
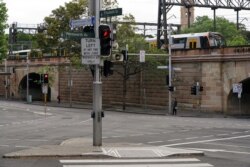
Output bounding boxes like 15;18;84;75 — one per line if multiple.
99;25;112;56
44;74;49;84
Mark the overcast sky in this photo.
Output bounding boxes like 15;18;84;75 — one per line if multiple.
4;0;250;30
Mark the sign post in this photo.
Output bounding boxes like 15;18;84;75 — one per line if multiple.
42;84;48;117
233;83;242;115
93;0;102;146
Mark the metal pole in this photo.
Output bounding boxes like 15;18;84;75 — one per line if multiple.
69;61;72;107
93;0;102;146
4;59;7;99
168;24;172;115
26;56;29;103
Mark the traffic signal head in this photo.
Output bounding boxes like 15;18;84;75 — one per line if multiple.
199;86;204;92
103;60;113;77
44;74;49;84
168;86;175;92
83;26;95;38
191;86;197;95
121;50;128;61
99;25;112;56
12;28;17;43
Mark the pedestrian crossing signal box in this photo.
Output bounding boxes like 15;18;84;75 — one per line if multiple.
44;74;49;84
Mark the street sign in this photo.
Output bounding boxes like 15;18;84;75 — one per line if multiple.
139;50;145;62
81;38;100;65
157;66;182;71
62;32;84;40
233;83;242;93
100;8;122;18
69;17;95;28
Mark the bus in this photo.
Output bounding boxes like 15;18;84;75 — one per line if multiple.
147;32;226;50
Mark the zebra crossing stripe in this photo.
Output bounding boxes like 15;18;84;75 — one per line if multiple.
62;164;213;167
60;158;200;164
60;158;214;167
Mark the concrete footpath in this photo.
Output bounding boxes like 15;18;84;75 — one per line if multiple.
3;138;203;159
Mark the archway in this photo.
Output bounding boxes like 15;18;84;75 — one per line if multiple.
18;73;51;101
227;78;250;115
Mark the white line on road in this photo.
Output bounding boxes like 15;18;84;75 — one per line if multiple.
60;158;201;164
162;135;250;147
186;147;250;155
168;139;181;142
0;145;9;147
147;141;164;144
15;145;33;148
62;164;213;167
203;142;250;149
129;134;144;137
231;132;242;135
79;119;92;123
216;133;229;136
201;135;214;138
185;137;199;140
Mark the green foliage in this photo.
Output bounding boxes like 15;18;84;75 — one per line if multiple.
0;0;8;61
181;16;248;46
36;0;87;52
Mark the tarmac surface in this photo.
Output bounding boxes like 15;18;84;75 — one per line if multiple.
2;100;227;159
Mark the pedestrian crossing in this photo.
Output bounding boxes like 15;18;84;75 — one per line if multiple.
60;158;214;167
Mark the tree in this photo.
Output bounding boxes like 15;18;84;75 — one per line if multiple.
0;0;8;61
181;16;248;46
36;0;87;56
116;15;164;110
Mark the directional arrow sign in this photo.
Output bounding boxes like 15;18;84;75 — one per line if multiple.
69;17;95;28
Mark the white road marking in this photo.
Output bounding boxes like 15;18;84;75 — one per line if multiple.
15;145;33;148
0;145;9;147
60;158;201;164
162;135;250;147
217;133;228;136
203;142;250;149
129;134;144;137
147;141;163;144
168;139;181;142
231;132;242;135
185;137;199;140
201;135;214;138
79;119;92;123
62;163;213;167
186;147;250;155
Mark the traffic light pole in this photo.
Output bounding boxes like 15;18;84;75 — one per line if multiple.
93;0;102;146
168;25;172;115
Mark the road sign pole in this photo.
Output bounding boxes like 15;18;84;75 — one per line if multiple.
93;0;102;146
168;25;172;115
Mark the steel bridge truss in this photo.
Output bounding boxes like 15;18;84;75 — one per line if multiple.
164;0;250;10
157;0;250;48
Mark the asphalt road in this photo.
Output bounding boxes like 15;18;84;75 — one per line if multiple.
0;101;249;167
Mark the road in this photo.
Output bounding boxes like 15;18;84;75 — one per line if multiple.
0;101;249;167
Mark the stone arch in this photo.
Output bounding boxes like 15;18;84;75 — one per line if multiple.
18;72;51;101
227;77;250;115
